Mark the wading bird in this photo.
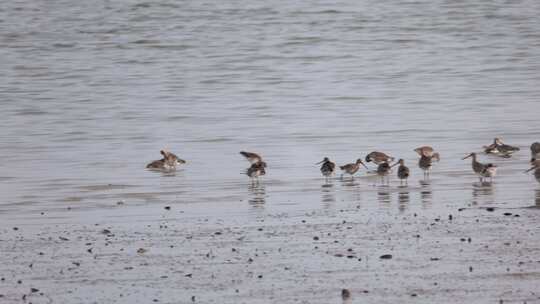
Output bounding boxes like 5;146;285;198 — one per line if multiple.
146;150;186;171
246;161;267;184
414;146;440;179
365;151;394;164
396;159;410;185
339;158;368;180
240;151;266;183
377;161;396;185
463;152;497;182
483;138;519;157
317;157;335;182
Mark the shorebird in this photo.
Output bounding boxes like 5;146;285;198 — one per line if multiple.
462;152;497;182
240;151;266;183
531;142;540;159
246;161;267;183
240;151;263;164
396;159;410;185
339;158;368;180
317;157;335;182
483;138;519;157
376;161;395;185
415;146;440;179
146;150;186;171
525;159;540;183
365;151;394;164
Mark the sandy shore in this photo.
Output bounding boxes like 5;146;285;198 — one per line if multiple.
1;194;539;304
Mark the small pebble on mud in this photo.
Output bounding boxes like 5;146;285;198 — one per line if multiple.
164;206;171;210
380;254;392;259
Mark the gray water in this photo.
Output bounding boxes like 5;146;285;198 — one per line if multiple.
1;0;540;223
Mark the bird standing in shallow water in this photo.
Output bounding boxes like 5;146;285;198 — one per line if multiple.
530;142;540;159
525;159;540;183
483;138;519;157
240;151;266;183
339;158;368;180
146;150;186;171
377;161;395;185
246;161;267;184
365;151;394;165
414;146;440;179
317;157;335;182
396;159;410;185
463;152;497;182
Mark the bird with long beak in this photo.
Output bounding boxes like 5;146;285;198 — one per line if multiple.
531;142;540;159
317;157;335;182
414;146;440;179
463;152;497;182
146;150;186;171
396;159;410;185
339;158;368;180
365;151;394;165
525;158;540;183
483;137;520;157
377;161;398;185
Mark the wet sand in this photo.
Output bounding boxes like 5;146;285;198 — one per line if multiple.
1;184;539;304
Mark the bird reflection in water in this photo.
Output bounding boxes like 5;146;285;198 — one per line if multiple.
534;189;540;208
341;178;361;206
321;183;336;208
397;187;410;212
419;180;432;208
377;186;391;205
248;183;266;208
471;181;494;205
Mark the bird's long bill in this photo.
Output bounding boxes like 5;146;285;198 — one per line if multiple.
315;160;325;165
462;154;472;160
361;162;369;170
525;167;535;173
390;162;400;168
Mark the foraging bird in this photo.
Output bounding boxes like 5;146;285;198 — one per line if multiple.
317;157;335;181
396;159;410;185
246;161;267;183
339;159;368;179
525;158;540;183
483;138;519;157
377;161;395;184
146;150;186;171
365;151;394;164
530;142;540;159
240;151;266;183
462;152;497;182
418;153;440;179
240;151;263;164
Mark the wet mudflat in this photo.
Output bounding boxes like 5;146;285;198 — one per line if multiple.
1;181;539;304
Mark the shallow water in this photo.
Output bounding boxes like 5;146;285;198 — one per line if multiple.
2;0;540;222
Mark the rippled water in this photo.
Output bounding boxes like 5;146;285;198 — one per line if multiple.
1;0;540;222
